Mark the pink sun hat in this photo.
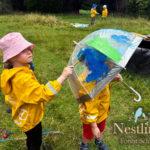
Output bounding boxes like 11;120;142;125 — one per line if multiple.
0;32;34;62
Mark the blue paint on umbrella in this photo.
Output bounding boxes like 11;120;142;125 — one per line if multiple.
111;35;131;55
77;47;109;82
111;35;130;44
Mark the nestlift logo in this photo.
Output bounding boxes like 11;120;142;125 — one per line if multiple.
112;107;150;145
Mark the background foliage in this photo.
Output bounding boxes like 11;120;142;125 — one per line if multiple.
0;0;149;18
128;0;150;17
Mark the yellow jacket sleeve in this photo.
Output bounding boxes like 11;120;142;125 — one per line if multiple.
13;71;62;104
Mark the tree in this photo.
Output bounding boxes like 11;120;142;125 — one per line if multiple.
0;0;12;13
11;0;26;11
24;0;81;13
115;0;128;13
62;0;81;14
127;0;149;17
146;0;150;19
81;0;100;11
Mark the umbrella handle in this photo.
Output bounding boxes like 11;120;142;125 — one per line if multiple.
121;81;141;102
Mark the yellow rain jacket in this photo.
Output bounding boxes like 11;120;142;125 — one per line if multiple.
91;8;98;18
102;8;108;18
0;66;62;132
79;81;110;124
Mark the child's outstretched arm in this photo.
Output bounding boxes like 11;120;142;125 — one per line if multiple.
57;66;74;85
9;66;74;104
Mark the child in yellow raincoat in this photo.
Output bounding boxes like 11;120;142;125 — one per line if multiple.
102;5;108;18
78;72;122;150
90;3;99;25
0;32;73;150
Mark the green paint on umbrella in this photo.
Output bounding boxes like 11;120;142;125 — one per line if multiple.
85;36;122;63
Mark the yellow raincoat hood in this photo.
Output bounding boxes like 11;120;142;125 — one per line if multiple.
1;67;25;95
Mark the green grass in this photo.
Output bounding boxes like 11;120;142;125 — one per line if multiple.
0;13;150;150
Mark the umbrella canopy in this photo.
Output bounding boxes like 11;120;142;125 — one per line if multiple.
68;29;143;102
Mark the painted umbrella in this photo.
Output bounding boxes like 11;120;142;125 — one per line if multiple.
68;29;143;102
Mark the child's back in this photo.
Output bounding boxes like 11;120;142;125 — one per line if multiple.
79;82;110;124
102;5;108;18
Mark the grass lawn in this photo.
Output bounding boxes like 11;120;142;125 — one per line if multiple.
0;13;150;150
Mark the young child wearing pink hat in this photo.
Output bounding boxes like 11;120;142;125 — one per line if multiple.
0;32;73;150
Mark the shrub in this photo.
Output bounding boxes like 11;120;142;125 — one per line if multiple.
23;13;66;26
128;0;149;17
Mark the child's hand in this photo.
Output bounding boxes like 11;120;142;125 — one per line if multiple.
57;66;74;84
113;73;123;82
61;66;74;78
91;122;101;139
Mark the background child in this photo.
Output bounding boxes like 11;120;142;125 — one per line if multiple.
78;73;122;150
90;3;99;25
0;32;73;150
102;5;108;18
